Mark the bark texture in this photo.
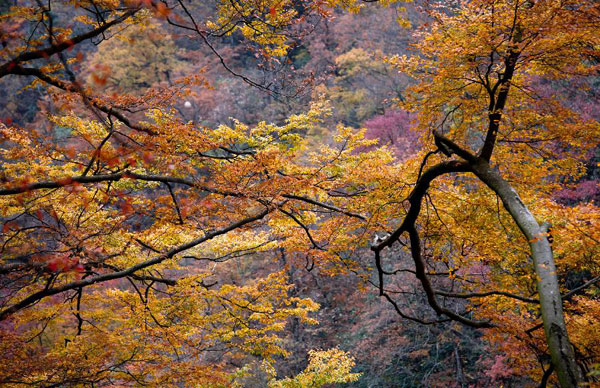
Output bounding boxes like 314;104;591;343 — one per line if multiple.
470;159;583;387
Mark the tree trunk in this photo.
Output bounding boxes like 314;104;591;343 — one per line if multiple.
470;159;582;387
455;345;465;388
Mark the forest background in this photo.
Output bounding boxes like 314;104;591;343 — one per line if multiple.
0;0;599;386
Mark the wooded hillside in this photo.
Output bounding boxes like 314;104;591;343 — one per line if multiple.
1;0;599;386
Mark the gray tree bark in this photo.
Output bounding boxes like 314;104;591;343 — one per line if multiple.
470;158;583;387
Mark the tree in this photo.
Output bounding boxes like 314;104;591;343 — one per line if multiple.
0;0;380;384
377;1;600;386
0;0;599;386
363;109;419;158
85;20;184;92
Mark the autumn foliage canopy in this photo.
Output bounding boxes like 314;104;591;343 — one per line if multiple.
0;0;599;386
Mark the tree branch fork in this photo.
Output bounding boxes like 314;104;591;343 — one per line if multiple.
371;128;584;386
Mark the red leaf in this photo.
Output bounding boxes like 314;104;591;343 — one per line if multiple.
155;2;171;18
65;147;76;159
142;152;155;164
126;156;138;167
91;72;107;86
120;200;134;215
47;261;59;272
107;156;120;168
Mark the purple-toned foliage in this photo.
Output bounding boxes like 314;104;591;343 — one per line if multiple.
484;355;515;382
555;179;600;206
531;76;600;122
530;76;600;206
363;109;420;159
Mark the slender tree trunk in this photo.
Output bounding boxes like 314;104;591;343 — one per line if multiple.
455;345;465;388
470;159;582;387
